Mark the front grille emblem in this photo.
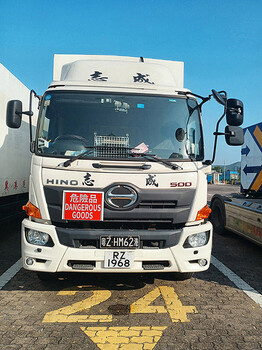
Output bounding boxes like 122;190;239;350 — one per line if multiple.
106;185;137;209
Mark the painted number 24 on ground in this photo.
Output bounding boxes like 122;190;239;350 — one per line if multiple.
43;286;197;324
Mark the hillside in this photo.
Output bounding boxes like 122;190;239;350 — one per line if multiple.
213;161;240;172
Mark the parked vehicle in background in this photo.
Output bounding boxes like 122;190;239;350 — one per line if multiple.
0;63;38;222
6;55;244;280
210;122;262;246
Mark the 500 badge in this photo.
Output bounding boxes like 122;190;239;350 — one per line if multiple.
170;182;192;188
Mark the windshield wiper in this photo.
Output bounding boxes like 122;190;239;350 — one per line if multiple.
62;148;95;167
92;163;151;170
61;146;137;167
130;152;183;170
61;146;183;170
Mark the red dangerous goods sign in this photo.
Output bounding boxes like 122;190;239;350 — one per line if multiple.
62;191;104;221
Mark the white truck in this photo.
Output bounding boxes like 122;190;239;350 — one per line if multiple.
0;63;37;222
210;122;262;246
6;55;244;280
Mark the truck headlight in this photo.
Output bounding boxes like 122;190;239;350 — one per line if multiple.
184;232;209;248
26;229;52;246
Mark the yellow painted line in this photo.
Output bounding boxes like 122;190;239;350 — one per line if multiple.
58;290;81;295
43;290;112;323
251;170;262;191
128;327;151;330
84;327;108;331
254;125;262;148
130;287;166;314
57;285;92;295
80;326;167;350
130;286;197;322
43;285;197;328
43;314;112;323
159;286;197;322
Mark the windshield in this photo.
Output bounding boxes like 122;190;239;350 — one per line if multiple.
36;91;204;161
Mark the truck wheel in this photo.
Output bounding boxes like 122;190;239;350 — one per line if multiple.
210;197;226;235
173;272;194;280
37;272;57;282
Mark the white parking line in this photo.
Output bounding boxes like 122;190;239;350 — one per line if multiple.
0;259;22;290
212;255;262;308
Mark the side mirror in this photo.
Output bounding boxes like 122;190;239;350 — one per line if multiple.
225;126;244;146
226;99;243;126
212;89;226;105
6;100;22;128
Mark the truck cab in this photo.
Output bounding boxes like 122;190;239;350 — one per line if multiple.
6;55;243;279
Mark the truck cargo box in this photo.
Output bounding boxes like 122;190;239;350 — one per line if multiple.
0;63;37;221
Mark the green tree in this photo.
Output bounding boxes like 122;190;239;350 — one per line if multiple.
212;166;222;173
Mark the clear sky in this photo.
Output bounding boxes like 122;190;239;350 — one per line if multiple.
0;0;261;165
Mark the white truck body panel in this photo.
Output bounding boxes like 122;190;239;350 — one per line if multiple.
225;199;262;246
30;155;208;223
0;63;37;198
22;217;212;273
53;54;184;89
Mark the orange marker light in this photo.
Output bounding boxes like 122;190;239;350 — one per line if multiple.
22;201;42;219
196;204;211;221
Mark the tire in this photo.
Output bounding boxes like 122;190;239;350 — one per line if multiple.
37;272;57;282
210;197;226;235
173;272;194;281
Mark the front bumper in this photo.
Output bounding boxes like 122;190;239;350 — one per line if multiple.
21;219;212;273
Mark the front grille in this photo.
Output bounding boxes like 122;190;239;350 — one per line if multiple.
67;260;170;270
137;201;177;209
76;239;97;249
67;260;96;270
53;221;179;230
44;185;194;226
142;261;170;270
56;227;182;249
